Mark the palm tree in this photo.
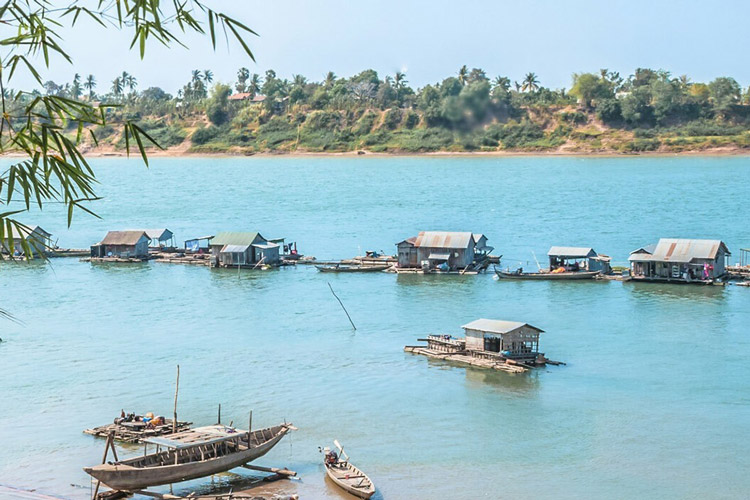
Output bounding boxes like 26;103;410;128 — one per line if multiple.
292;74;307;87
84;74;96;99
191;69;202;84
248;73;261;96
71;73;82;99
394;71;407;91
324;71;336;88
514;81;521;92
458;65;468;85
521;72;540;92
203;69;213;84
492;76;511;95
111;77;123;96
125;74;137;93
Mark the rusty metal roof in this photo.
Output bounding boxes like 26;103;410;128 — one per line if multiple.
462;318;544;335
100;231;148;246
629;239;730;262
414;231;473;249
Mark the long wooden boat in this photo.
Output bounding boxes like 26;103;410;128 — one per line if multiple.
322;441;375;499
83;423;293;491
315;264;389;273
494;267;599;280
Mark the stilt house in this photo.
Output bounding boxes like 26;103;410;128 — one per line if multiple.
629;238;731;282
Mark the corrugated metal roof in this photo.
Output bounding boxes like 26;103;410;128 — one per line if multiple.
414;231;473;249
143;229;173;241
462;318;544;335
638;238;730;263
100;231;148;246
211;232;262;247
547;246;597;258
221;244;250;253
6;225;50;239
427;252;451;260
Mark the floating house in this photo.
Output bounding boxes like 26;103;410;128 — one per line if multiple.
90;231;150;259
547;246;611;274
143;229;175;249
628;238;731;283
2;225;52;257
184;235;214;253
396;231;491;271
209;232;280;267
405;318;556;373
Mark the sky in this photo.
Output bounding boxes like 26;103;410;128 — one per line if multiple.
7;0;750;94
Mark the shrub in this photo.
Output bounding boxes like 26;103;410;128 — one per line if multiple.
403;111;420;129
559;111;587;124
257;116;296;146
623;138;661;152
382;108;403;130
352;110;378;135
191;126;220;145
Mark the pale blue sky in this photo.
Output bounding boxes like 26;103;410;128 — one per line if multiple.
10;0;750;93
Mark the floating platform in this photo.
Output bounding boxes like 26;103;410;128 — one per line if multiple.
83;419;192;444
405;346;529;373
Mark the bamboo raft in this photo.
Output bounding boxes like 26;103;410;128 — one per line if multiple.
84;419;193;444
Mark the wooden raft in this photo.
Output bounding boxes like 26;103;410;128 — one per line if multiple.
84;419;192;444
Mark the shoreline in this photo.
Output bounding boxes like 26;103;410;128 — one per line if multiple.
3;147;750;160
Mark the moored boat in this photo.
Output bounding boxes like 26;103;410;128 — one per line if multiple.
494;266;599;280
84;423;293;491
315;264;389;273
321;440;375;499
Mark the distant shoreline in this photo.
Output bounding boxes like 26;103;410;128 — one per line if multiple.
3;146;750;160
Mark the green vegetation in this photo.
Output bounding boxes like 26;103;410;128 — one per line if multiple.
20;65;750;156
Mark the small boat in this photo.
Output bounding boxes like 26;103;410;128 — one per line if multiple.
494;266;599;280
321;440;375;499
84;423;294;491
316;264;389;273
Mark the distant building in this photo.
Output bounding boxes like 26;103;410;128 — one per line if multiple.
227;93;266;103
2;225;51;257
462;318;544;362
396;231;490;270
209;232;280;267
628;238;731;282
184;235;214;253
547;246;611;274
91;231;150;258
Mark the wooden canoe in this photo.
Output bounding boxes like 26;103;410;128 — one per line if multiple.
325;461;375;499
83;423;292;491
315;264;389;273
494;268;600;280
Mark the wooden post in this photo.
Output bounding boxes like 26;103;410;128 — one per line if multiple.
173;365;180;434
217;403;221;424
248;410;252;435
92;431;114;499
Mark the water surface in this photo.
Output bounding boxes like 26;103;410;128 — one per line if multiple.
1;156;749;499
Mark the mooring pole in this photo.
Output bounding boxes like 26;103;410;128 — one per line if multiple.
173;364;180;433
328;282;357;330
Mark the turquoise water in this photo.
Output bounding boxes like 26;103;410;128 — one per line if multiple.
1;156;749;499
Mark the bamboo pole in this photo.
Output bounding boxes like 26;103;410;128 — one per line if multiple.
173;365;180;434
327;282;356;330
217;403;221;424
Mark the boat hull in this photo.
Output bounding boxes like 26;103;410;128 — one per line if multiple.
315;265;389;273
84;425;289;491
325;462;375;499
495;269;599;280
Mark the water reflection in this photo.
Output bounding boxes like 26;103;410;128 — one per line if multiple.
627;281;727;304
422;358;541;395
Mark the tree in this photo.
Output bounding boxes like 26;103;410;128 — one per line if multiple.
126;74;138;93
457;65;468;85
324;71;337;88
236;67;250;92
111;77;123;96
569;73;613;108
203;70;214;84
206;83;232;125
83;74;96;100
521;73;540;92
71;73;82;99
0;1;257;265
248;74;261;97
708;77;741;114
